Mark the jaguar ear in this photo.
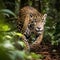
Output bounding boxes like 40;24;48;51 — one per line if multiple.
42;14;47;24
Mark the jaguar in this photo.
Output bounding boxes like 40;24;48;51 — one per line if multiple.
17;6;47;51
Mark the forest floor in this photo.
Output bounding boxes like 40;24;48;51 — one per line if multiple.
31;41;60;60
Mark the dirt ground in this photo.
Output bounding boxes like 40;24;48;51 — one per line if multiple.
31;41;60;60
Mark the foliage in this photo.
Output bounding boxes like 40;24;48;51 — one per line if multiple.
0;0;60;60
0;9;17;18
42;0;60;45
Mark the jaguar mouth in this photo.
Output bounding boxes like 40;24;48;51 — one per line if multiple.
35;28;43;34
36;31;43;35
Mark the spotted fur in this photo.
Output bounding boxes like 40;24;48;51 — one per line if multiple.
17;6;47;51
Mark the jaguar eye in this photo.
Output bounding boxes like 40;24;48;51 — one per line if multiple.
30;14;33;18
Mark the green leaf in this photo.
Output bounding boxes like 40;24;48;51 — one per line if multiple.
31;53;40;59
0;24;10;31
0;9;17;18
9;51;26;60
15;33;23;37
17;41;25;48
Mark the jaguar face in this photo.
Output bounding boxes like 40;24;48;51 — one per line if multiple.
28;13;47;36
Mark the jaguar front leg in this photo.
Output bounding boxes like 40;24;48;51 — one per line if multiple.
30;32;43;50
21;35;30;51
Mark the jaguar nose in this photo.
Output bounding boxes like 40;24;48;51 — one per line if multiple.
37;27;41;29
35;27;41;32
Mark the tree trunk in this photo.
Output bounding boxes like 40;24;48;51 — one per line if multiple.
20;0;29;8
32;0;41;12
